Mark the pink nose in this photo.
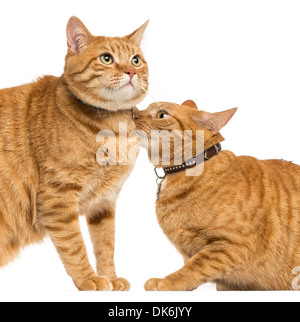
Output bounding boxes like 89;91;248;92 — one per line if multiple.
125;69;136;80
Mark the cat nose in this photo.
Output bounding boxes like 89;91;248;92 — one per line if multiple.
125;69;136;80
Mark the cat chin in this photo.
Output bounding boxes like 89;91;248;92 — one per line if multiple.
97;87;145;111
95;96;145;112
101;85;137;100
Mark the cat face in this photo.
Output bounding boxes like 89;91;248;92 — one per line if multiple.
135;100;237;167
64;17;149;111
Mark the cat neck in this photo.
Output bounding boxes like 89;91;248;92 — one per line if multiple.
204;133;225;151
70;89;135;118
157;149;236;203
155;133;228;201
160;143;222;177
51;76;137;139
60;75;135;117
156;133;225;178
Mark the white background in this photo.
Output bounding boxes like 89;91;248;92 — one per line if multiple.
0;0;300;302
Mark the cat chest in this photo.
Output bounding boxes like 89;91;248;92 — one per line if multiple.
78;162;135;215
156;182;208;257
95;121;139;166
156;202;206;258
46;129;138;216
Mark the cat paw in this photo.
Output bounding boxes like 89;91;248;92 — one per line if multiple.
111;277;131;291
78;276;112;291
145;278;165;291
145;278;184;291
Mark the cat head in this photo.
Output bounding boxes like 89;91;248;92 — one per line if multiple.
64;16;149;111
135;100;237;167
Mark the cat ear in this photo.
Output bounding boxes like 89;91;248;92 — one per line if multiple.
182;100;198;110
125;20;149;46
192;108;238;134
66;16;92;54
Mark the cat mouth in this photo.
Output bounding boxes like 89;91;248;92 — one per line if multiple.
119;81;135;90
101;77;143;103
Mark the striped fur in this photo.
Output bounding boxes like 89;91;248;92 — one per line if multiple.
0;17;148;291
136;101;300;291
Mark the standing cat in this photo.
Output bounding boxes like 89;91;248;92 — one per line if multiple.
135;101;300;291
0;16;149;291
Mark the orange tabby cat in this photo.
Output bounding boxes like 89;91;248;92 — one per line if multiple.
0;16;149;291
135;101;300;291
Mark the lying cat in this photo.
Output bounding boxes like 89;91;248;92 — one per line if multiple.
135;100;300;291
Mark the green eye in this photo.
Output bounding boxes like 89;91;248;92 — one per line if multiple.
132;56;142;67
100;54;114;65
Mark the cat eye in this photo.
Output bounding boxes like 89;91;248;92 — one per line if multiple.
131;56;142;67
156;110;169;119
100;54;114;65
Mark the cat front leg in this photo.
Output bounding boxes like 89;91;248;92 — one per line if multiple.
38;199;112;291
145;244;244;291
87;203;130;291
